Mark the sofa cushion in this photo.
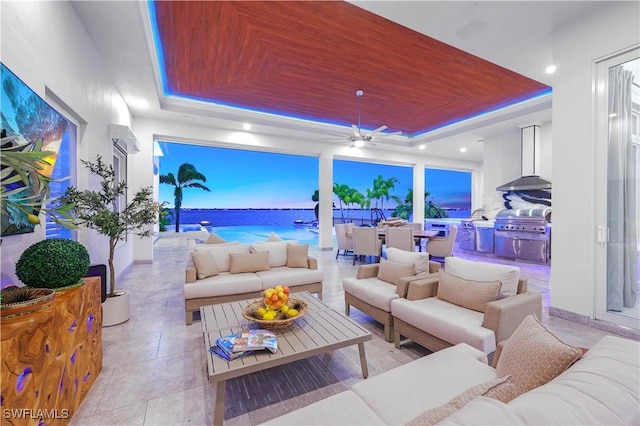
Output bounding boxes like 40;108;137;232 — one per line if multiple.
229;251;270;274
391;297;496;354
190;250;220;279
205;232;227;244
503;335;640;425
183;272;263;299
194;243;250;272
377;258;415;285
252;241;291;267
437;270;501;313
343;276;400;312
256;267;323;289
265;232;283;242
386;247;430;274
261;390;385;425
445;257;520;297
437;396;524;425
495;314;583;402
286;243;309;268
351;343;497;425
406;376;513;425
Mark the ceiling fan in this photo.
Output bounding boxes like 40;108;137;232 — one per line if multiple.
323;89;402;147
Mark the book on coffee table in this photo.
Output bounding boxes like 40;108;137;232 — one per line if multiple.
231;329;278;353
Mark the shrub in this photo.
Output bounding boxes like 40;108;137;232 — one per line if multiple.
15;238;90;289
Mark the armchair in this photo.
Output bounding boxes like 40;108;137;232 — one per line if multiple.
426;224;458;259
391;257;542;355
343;254;441;341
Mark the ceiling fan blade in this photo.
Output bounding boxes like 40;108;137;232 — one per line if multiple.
381;130;403;137
370;125;388;134
352;124;361;137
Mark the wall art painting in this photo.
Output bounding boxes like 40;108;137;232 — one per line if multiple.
1;63;68;236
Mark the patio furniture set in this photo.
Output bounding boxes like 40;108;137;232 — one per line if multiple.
184;232;639;425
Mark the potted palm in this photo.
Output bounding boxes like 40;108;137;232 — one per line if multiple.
59;155;159;326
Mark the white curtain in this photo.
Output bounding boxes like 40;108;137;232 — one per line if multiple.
607;65;638;311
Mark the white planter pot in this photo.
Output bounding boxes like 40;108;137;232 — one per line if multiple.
102;291;130;326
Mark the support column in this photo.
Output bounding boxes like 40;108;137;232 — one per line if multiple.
413;163;425;227
318;153;334;250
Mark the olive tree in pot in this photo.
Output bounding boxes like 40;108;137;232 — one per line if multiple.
59;156;159;326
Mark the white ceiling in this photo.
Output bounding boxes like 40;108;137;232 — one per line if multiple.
71;1;601;162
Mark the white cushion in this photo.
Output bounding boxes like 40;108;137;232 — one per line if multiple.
351;343;497;425
386;247;430;274
256;267;324;288
183;271;262;299
391;297;496;354
261;390;385;425
438;396;524;425
445;257;520;297
193;243;250;272
343;277;399;312
252;241;296;267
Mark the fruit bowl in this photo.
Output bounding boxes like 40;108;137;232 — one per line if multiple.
242;298;308;329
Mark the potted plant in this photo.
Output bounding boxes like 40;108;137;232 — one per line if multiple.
59;155;159;326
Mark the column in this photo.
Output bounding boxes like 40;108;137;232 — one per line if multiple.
413;163;425;226
318;153;334;249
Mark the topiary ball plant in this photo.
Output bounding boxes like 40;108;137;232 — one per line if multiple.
15;238;90;289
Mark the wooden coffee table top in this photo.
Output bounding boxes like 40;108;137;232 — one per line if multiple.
203;308;371;382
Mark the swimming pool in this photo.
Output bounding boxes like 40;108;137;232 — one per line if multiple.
181;224;320;246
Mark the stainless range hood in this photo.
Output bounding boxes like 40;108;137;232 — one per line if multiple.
496;125;551;192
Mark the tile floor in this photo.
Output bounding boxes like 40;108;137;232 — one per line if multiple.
71;237;636;425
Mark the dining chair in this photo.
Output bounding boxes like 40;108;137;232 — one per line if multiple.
334;223;354;259
385;227;415;252
406;223;424;251
352;226;382;265
426;224;459;260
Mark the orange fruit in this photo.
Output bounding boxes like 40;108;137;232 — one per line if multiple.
264;298;273;305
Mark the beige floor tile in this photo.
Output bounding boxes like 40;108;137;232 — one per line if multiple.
72;235;638;425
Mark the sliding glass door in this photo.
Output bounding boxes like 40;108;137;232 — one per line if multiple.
595;48;640;329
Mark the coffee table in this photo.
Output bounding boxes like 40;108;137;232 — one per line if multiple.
200;293;372;425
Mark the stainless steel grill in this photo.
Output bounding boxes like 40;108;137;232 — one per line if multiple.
494;208;551;263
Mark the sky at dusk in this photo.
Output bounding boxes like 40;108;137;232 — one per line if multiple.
157;143;471;209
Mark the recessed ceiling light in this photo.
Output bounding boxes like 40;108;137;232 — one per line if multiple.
460;147;467;153
545;65;557;74
418;144;425;150
243;123;252;131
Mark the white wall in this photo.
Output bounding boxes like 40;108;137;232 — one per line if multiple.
0;1;138;287
551;1;640;317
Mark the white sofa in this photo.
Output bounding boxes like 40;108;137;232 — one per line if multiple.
263;326;639;425
184;241;323;324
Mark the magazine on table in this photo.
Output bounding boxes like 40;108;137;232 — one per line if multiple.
210;329;278;362
231;329;278;353
209;345;249;362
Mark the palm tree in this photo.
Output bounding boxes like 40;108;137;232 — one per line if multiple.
391;188;449;219
159;163;211;232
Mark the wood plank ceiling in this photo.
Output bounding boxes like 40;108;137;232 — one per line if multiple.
152;1;550;136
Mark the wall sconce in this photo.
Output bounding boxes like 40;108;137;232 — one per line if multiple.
109;124;140;154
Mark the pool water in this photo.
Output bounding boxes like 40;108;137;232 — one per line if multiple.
193;225;320;246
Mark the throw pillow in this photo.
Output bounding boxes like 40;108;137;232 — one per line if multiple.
252;241;290;267
386;247;430;274
405;376;513;425
286;243;309;268
205;232;228;244
190;250;220;279
377;258;415;286
265;232;282;242
445;257;520;297
194;243;250;272
436;270;501;312
229;251;270;274
494;314;583;402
